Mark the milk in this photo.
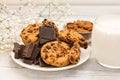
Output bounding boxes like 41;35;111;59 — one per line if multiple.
92;15;120;68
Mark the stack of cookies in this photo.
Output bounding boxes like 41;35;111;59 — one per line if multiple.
13;19;88;67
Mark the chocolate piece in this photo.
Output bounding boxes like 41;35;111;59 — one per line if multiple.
40;26;56;40
34;58;39;65
23;58;34;65
39;38;50;44
13;43;24;59
34;38;41;47
39;58;49;67
30;46;40;60
22;43;35;58
39;26;57;44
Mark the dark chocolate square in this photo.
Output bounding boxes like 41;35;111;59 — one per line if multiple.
23;58;34;65
22;43;35;58
39;38;51;44
13;43;24;59
39;26;56;40
30;46;40;60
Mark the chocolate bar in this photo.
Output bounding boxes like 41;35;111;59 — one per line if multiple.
40;26;56;39
22;43;35;58
39;57;49;67
13;43;24;59
23;58;34;65
39;26;57;44
30;46;40;60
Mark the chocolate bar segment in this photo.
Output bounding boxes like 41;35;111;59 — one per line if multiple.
40;26;56;40
22;43;35;58
23;58;34;65
30;46;40;60
13;43;24;59
39;26;57;44
39;38;50;44
39;57;49;67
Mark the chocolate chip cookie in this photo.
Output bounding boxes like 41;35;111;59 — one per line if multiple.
20;19;58;44
41;41;70;67
20;23;43;44
58;29;88;49
68;43;80;64
65;20;93;33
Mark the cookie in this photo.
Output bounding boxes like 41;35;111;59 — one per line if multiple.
58;29;88;49
65;20;93;33
20;23;43;44
41;41;70;67
42;19;58;34
68;43;80;64
20;19;58;44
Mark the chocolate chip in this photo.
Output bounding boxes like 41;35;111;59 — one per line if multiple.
23;33;26;35
32;24;36;27
51;58;55;63
80;38;85;41
51;43;54;46
53;47;57;51
56;54;59;58
36;28;38;30
70;56;74;62
28;30;32;33
43;48;48;53
43;19;47;22
60;63;63;66
35;34;38;38
56;62;59;64
24;36;28;40
50;55;54;57
62;51;66;55
58;41;62;44
44;54;48;59
76;58;79;62
46;46;50;49
22;29;25;32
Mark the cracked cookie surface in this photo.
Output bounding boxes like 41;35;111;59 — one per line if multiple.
58;29;88;49
41;41;70;67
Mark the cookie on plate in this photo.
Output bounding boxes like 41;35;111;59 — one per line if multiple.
58;29;88;49
65;20;93;33
68;43;80;64
20;19;58;44
20;23;43;44
41;41;70;67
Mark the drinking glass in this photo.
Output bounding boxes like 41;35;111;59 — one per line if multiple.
92;15;120;69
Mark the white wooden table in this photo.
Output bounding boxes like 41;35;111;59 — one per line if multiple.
0;16;120;80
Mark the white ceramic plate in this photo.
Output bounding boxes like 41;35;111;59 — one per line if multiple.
11;46;91;71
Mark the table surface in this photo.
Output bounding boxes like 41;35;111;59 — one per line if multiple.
0;16;120;80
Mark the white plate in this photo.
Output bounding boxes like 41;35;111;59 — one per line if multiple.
11;46;91;71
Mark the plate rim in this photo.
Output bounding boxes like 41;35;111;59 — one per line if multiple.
11;46;91;71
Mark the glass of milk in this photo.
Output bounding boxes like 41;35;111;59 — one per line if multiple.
92;15;120;69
